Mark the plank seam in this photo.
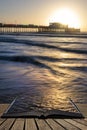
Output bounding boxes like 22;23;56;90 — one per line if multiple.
73;119;87;126
53;119;67;130
64;119;81;130
9;118;16;130
0;119;7;126
44;119;53;130
34;118;39;130
23;118;26;130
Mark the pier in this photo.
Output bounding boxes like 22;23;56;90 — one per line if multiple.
0;22;80;33
0;24;38;33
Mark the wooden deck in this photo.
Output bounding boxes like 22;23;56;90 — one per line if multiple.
0;117;87;130
0;104;87;130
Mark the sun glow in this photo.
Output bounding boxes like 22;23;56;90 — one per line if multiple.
49;8;80;28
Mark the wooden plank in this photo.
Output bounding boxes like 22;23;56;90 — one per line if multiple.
0;118;15;130
46;119;65;130
25;119;37;130
0;118;6;125
55;119;80;130
36;119;51;130
11;118;24;130
84;118;87;121
77;104;87;117
73;119;87;126
0;104;9;116
65;119;87;130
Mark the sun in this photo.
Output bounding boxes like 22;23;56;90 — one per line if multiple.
49;8;80;28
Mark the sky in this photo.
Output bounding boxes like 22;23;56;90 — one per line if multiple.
0;0;87;32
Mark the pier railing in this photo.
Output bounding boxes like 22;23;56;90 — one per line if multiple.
0;24;39;33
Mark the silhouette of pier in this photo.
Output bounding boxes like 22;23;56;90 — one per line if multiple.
0;23;38;33
0;23;80;33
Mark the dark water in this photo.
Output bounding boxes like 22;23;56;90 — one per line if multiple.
0;33;87;112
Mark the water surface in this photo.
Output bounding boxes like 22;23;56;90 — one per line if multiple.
0;33;87;112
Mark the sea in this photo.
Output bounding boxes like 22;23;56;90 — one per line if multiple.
0;32;87;113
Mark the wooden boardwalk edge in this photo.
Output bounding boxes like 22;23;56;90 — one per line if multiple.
0;117;87;130
0;104;87;130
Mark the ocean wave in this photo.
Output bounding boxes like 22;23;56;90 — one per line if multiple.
0;51;15;54
61;41;87;45
0;55;64;77
1;54;86;63
0;37;87;54
1;54;87;76
2;32;87;38
0;55;45;65
58;46;87;54
35;56;87;62
59;66;87;73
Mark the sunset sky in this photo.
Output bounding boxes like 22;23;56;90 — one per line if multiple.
0;0;87;32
